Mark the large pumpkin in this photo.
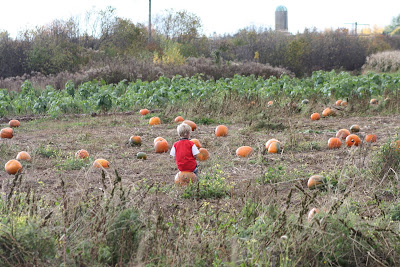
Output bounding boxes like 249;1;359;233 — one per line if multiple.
183;120;197;131
154;137;166;144
345;134;361;147
336;129;350;139
75;149;89;159
307;175;324;189
335;100;342;106
265;139;281;150
175;171;197;186
322;108;333;117
5;159;23;175
236;146;253;157
215;125;228;137
9;120;20;128
154;140;169;153
197;148;209;161
93;159;110;168
1;127;14;139
174;116;184;123
328;137;341;149
16;151;31;162
149;117;161;126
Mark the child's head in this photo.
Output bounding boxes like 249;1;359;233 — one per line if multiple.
177;123;191;138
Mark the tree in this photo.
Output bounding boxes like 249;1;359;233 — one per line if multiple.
384;14;400;34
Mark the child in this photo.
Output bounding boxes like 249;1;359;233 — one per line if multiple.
170;123;200;176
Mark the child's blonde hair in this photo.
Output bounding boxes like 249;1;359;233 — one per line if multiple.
177;123;192;137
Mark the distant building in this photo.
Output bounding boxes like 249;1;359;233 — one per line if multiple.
275;6;288;31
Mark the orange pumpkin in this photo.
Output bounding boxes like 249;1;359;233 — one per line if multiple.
336;129;350;139
341;101;348;106
395;140;400;151
154;137;166;144
129;136;142;146
75;149;89;159
335;100;342;106
9;120;20;128
346;134;361;147
149;117;161;126
93;159;110;168
328;137;341;149
365;134;377;143
190;139;201;148
175;171;198;186
154;140;169;153
265;139;281;150
215;125;228;137
307;208;320;222
307;175;324;189
174;116;184;123
183;120;197;131
350;125;360;133
197;148;209;161
268;100;273;106
236;146;253;157
322;108;333;117
16;151;31;162
310;113;321;121
268;141;281;153
140;109;150;115
1;127;14;139
370;99;378;104
5;159;22;175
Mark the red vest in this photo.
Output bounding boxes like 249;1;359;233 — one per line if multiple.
174;139;197;172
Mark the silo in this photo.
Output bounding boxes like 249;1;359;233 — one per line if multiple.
275;6;288;31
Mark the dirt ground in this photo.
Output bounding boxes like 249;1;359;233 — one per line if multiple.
1;111;400;210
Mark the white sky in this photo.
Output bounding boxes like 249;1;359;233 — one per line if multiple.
1;0;399;38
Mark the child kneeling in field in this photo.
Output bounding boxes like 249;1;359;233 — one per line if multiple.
170;123;200;176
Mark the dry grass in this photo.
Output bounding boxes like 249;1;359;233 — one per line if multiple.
362;50;400;73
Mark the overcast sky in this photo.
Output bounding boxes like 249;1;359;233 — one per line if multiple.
1;0;399;37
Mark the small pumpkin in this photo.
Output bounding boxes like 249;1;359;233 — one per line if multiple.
370;99;378;104
268;100;273;106
190;139;201;148
16;151;31;162
136;152;147;160
174;116;184;123
154;137;166;144
5;159;23;175
175;171;197;186
346;134;361;147
236;146;253;157
139;109;150;115
93;159;110;168
1;127;14;139
307;208;320;222
310;113;321;121
265;139;281;150
268;141;281;154
328;137;341;149
215;125;228;137
154;140;169;153
322;107;333;117
307;175;324;189
9;120;20;128
183;120;197;131
335;100;342;106
302;99;309;105
75;149;89;159
149;116;161;126
365;134;377;143
129;136;142;146
336;129;350;139
341;101;348;106
350;125;360;133
197;148;209;161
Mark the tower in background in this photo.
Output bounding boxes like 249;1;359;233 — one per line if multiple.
275;6;288;31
